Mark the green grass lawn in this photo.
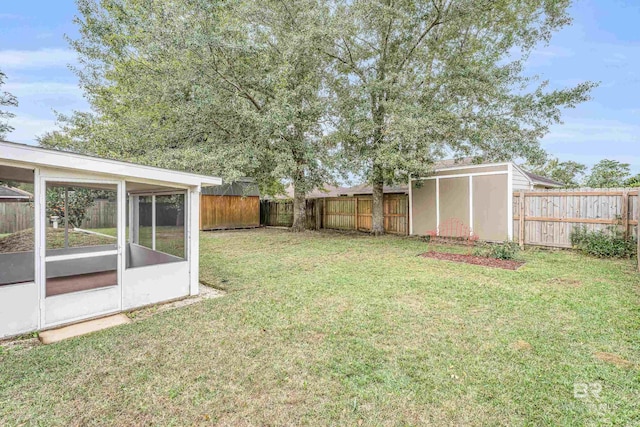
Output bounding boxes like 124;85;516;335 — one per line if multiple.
1;229;638;425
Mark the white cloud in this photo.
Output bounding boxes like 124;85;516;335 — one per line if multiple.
5;114;58;145
0;48;77;70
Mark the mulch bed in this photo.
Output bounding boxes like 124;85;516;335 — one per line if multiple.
419;251;525;270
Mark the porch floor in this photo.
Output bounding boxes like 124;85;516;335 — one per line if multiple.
46;271;117;297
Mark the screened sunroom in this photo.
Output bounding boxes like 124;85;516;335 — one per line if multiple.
0;140;221;339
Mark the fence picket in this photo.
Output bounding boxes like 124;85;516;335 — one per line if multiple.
513;188;638;248
260;194;408;235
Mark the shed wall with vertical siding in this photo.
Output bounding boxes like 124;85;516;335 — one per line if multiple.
411;163;514;241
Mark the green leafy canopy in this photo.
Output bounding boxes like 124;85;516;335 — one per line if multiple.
0;70;18;139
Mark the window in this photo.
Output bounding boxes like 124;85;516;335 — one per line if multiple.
44;182;118;297
155;194;185;258
127;186;186;269
0;166;35;286
45;184;118;250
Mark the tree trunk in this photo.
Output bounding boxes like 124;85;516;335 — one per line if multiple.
371;167;385;236
291;177;306;232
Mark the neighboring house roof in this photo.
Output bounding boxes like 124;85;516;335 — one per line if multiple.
268;183;409;199
0;186;32;200
522;171;564;188
433;157;477;169
338;184;408;196
0;140;222;188
201;179;260;197
267;184;347;199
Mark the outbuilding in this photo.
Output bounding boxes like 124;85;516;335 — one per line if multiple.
410;162;562;242
0;140;221;339
200;178;260;230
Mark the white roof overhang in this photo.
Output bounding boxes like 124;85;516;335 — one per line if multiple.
0;140;222;188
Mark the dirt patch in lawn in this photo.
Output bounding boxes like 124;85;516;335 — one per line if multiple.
594;352;636;369
512;340;533;351
419;251;525;270
547;277;583;288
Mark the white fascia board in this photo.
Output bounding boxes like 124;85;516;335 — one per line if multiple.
434;162;510;173
0;141;222;187
415;170;508;180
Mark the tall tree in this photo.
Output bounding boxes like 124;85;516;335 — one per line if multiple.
0;70;18;139
528;157;587;187
585;159;631;188
42;0;333;231
624;174;640;188
325;0;595;234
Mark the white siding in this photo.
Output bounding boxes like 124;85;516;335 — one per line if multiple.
0;282;39;338
512;166;532;191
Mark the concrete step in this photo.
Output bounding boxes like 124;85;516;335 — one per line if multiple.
39;314;131;344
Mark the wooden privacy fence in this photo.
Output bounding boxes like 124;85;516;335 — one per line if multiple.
82;199;117;229
0;202;34;234
260;199;322;229
513;188;639;248
201;195;259;230
322;195;408;235
0;199;117;234
261;194;409;235
261;200;295;227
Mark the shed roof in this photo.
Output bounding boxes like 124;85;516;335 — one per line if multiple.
201;180;260;197
0;186;32;200
522;171;564;188
0;140;222;188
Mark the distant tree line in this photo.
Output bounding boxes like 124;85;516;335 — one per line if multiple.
528;157;640;188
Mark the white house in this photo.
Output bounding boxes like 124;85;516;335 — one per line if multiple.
0;140;221;339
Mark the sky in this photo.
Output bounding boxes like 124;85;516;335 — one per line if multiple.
0;0;638;174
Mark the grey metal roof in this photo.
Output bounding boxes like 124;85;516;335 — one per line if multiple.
0;186;32;200
523;171;564;188
201;180;260;197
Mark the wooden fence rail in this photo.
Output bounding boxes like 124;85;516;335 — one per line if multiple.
513;188;638;249
261;194;409;235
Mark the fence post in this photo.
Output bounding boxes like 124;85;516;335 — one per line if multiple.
322;198;326;230
636;198;640;273
405;195;410;236
622;190;629;240
354;197;359;231
519;191;525;249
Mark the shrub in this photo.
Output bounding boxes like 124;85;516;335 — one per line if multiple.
570;226;637;259
473;241;520;260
